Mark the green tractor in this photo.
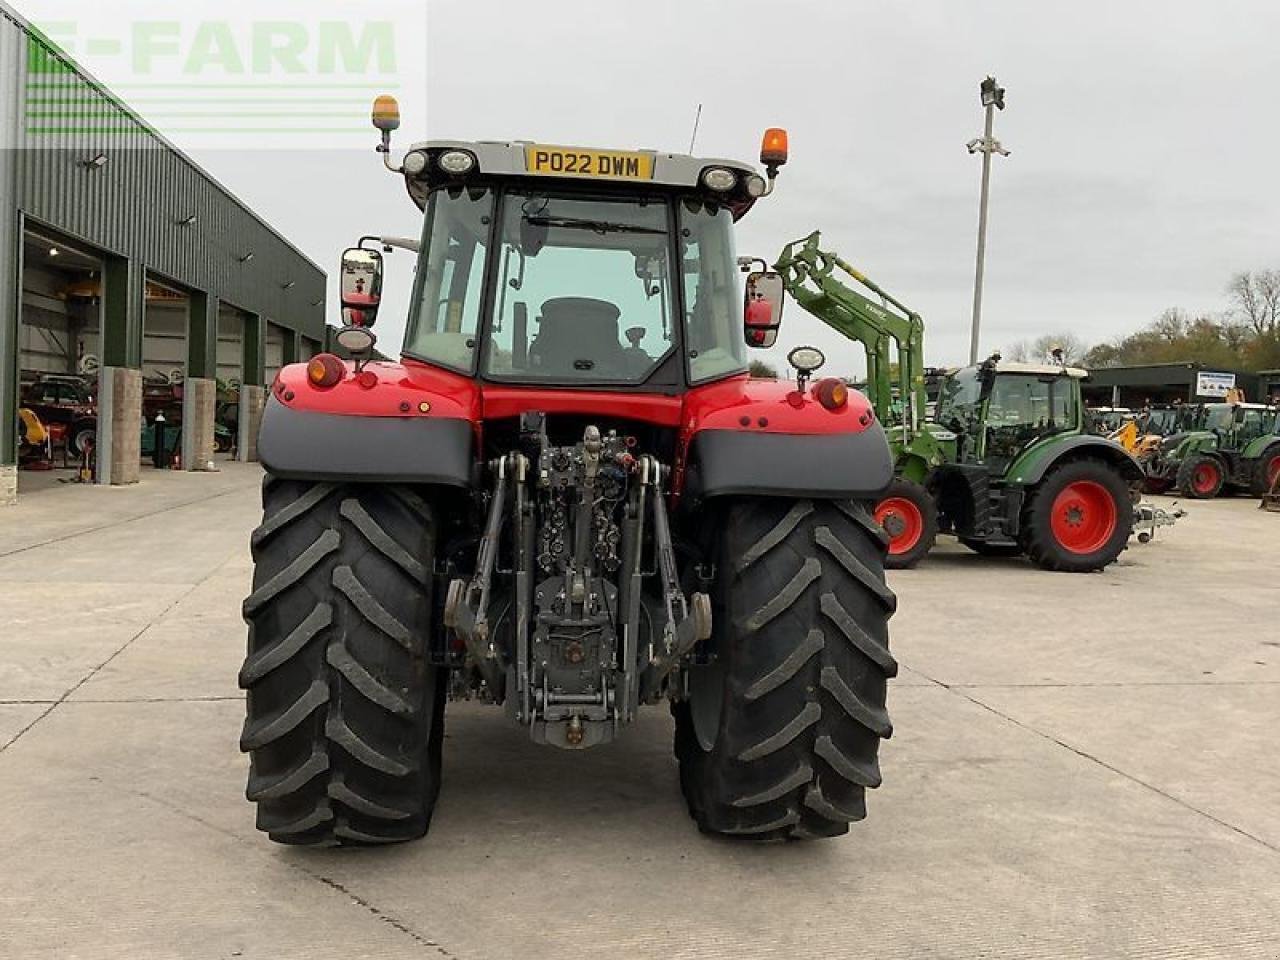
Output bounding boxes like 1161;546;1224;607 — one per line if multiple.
1155;402;1280;499
774;232;1142;572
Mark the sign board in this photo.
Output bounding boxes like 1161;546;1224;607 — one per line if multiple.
1195;371;1236;398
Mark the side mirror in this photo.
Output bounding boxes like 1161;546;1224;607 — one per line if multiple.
340;247;384;327
743;271;784;348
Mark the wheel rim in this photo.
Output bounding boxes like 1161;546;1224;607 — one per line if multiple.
73;429;94;454
874;497;923;555
1267;456;1280;489
1050;480;1118;555
1193;462;1219;494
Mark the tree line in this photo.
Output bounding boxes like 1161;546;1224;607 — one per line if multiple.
1007;269;1280;371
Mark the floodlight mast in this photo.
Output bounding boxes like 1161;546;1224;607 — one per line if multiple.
967;75;1009;366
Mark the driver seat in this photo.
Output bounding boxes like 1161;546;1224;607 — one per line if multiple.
530;297;624;374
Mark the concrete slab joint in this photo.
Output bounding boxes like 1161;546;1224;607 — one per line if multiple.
181;378;218;471
96;366;142;486
237;385;266;463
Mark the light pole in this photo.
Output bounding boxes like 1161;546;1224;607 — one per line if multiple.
966;75;1009;365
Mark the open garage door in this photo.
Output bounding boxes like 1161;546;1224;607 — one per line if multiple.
214;304;249;460
16;229;104;491
139;276;191;469
265;322;287;384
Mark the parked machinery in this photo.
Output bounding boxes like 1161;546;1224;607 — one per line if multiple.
1147;402;1280;498
773;232;1142;572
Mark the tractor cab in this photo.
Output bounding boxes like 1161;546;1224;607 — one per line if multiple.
338;103;791;398
1231;403;1278;446
933;359;1087;473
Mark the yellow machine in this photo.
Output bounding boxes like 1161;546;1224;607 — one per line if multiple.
18;407;50;456
1108;420;1138;452
17;407;52;465
1108;417;1166;469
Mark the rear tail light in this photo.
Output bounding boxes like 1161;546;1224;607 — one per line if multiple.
306;354;345;389
814;377;849;411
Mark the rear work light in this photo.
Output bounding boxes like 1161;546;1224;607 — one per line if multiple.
307;354;345;389
814;377;849;411
437;150;476;175
701;167;737;192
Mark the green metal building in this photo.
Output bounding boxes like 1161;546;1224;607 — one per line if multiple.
2;1;326;501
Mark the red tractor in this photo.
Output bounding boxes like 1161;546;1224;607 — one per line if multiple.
240;100;898;846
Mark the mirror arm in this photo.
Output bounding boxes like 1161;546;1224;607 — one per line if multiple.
379;131;403;173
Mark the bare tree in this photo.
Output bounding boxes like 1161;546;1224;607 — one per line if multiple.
1151;307;1188;342
1033;333;1088;364
747;359;778;379
1227;270;1280;337
1004;333;1086;365
1003;340;1031;362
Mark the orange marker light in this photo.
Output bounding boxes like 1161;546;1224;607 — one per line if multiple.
307;354;345;389
371;94;401;132
814;377;849;411
760;128;789;168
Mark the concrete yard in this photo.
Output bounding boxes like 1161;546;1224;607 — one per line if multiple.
1;464;1278;959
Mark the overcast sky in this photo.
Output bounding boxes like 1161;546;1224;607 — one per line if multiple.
18;0;1280;376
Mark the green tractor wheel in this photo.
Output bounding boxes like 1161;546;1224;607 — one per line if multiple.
1177;455;1224;499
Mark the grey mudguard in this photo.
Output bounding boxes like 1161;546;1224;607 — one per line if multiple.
258;396;472;486
687;425;895;500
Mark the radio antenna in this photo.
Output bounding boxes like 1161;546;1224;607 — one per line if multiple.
688;103;703;154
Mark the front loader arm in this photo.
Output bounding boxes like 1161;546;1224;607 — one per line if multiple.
775;231;927;445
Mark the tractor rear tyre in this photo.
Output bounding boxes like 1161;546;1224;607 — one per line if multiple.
674;498;897;840
874;478;937;569
1021;459;1133;573
239;477;445;846
1176;455;1224;499
1249;446;1280;497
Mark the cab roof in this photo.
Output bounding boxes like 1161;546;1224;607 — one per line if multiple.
995;360;1089;379
399;139;764;218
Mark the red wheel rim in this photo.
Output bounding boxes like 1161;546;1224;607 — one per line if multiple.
1050;481;1117;555
1267;456;1280;489
1193;462;1219;494
875;497;923;555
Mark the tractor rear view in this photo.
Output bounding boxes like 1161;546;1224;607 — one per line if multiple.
775;232;1141;572
238;103;899;846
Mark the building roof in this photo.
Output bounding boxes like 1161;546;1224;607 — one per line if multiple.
0;0;321;274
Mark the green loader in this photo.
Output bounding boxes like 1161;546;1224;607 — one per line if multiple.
774;231;1142;572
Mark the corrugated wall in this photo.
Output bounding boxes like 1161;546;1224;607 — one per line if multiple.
5;9;325;339
1;9;25;461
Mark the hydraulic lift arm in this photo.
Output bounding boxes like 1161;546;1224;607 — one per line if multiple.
774;231;928;446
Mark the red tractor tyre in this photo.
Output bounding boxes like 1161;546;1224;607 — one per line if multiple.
240;476;446;846
673;498;897;840
874;479;937;570
1021;459;1133;573
1176;455;1224;499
